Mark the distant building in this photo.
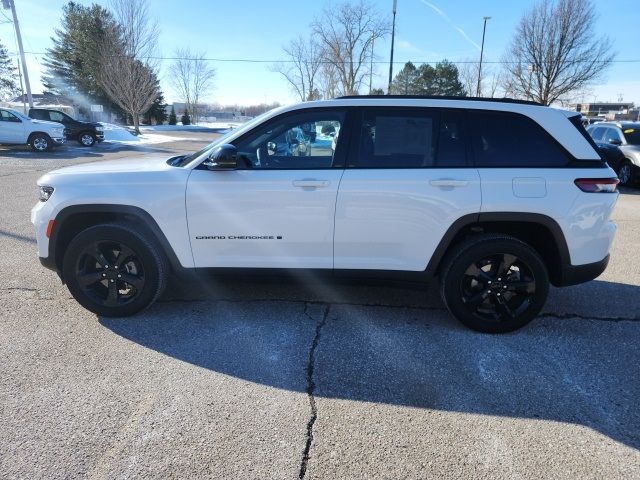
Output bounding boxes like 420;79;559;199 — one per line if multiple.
570;102;634;116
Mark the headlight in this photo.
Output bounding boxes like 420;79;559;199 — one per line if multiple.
52;129;64;136
39;186;54;202
95;126;104;132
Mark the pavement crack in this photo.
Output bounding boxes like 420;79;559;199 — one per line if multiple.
540;312;639;323
298;302;330;480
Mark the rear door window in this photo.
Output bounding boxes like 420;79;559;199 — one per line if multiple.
352;108;467;168
468;110;570;167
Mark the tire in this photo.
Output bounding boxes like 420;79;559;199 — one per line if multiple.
62;223;168;317
78;132;96;147
439;234;549;333
617;161;635;186
29;133;52;152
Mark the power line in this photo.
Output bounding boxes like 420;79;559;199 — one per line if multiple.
6;51;640;65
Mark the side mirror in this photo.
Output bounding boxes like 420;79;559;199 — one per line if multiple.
203;144;237;170
608;138;622;146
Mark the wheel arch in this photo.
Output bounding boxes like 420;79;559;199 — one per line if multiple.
425;212;571;286
27;131;53;142
48;204;183;277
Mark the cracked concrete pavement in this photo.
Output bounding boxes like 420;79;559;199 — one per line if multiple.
1;133;639;479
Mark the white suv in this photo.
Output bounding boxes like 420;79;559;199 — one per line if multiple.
0;108;66;151
31;97;619;332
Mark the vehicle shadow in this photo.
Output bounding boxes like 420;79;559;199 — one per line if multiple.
99;276;640;451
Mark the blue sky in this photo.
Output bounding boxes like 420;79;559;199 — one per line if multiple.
1;0;638;106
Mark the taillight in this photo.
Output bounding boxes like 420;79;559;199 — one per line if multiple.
574;178;619;193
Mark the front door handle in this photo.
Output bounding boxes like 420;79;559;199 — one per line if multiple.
292;179;330;188
429;179;469;188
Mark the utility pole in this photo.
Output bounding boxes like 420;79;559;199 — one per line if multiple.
387;0;397;94
2;0;33;110
476;16;490;97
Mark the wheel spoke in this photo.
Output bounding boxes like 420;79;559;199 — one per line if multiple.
465;290;488;308
105;281;118;306
77;272;104;287
506;280;535;293
493;297;514;319
94;246;110;268
464;263;493;283
120;273;143;289
497;254;517;277
115;245;135;268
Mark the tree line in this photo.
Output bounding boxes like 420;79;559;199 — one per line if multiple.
273;0;614;105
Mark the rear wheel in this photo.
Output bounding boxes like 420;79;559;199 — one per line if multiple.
440;234;549;333
29;133;52;152
62;223;168;317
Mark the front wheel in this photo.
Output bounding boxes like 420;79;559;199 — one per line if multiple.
62;223;168;317
440;234;549;333
78;132;96;147
29;133;52;152
617;161;635;186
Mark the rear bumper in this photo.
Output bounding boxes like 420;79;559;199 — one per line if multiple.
554;254;609;287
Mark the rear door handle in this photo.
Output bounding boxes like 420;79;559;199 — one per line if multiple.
429;179;469;188
292;179;330;188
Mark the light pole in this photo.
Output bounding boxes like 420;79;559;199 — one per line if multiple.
527;64;535;101
387;0;397;94
2;0;33;110
476;16;490;97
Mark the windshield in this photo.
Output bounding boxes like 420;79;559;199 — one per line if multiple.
622;127;640;145
171;109;279;167
10;109;30;121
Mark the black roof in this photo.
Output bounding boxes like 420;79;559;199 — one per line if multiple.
336;95;542;106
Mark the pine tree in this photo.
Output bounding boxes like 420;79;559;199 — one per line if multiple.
390;62;420;95
143;75;168;125
0;39;19;100
181;110;191;125
168;105;177;125
42;2;122;115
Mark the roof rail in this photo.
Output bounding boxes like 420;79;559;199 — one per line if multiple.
335;95;542;106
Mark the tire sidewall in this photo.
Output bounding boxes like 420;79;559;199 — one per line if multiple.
62;225;163;317
442;238;549;333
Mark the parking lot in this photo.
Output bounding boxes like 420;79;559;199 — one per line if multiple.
1;132;639;479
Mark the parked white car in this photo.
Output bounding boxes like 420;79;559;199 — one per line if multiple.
32;96;619;333
0;107;66;151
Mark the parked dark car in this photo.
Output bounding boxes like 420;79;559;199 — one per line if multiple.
28;108;104;147
595;141;628;183
588;121;640;186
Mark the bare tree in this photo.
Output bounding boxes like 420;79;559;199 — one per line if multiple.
271;36;322;102
98;0;159;133
169;49;216;124
502;0;614;105
312;0;390;96
317;62;341;99
459;60;505;98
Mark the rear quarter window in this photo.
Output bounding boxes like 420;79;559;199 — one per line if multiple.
468;110;571;167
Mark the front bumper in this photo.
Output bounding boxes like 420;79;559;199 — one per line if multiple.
52;136;66;145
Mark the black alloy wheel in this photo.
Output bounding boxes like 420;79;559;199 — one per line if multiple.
75;240;145;308
440;235;549;333
460;253;536;322
62;223;167;317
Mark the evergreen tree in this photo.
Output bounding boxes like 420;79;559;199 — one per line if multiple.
181;110;191;125
168;105;177;125
0;39;19;100
42;2;122;114
392;60;466;96
143;76;168;125
390;62;420;94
